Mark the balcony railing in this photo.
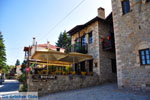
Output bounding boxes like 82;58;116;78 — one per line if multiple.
71;42;88;54
101;34;115;51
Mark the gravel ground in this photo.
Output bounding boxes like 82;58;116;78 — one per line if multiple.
39;83;150;100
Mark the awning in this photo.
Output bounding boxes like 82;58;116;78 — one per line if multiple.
30;60;72;67
31;50;67;62
31;50;92;65
59;52;93;63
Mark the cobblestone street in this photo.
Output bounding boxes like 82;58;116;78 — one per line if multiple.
39;83;150;100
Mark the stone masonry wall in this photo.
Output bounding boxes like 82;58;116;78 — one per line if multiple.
111;0;150;91
98;21;117;83
71;21;100;75
71;20;116;83
27;75;99;96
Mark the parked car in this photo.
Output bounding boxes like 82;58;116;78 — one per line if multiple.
1;73;5;82
0;74;2;85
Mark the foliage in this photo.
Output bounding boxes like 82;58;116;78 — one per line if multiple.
19;83;27;92
21;60;27;73
15;59;20;67
2;65;14;74
56;30;71;53
18;60;27;92
0;32;6;70
18;73;26;83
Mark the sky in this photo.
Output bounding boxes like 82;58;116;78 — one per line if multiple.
0;0;112;65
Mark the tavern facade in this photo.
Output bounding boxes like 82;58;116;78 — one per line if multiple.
68;7;117;83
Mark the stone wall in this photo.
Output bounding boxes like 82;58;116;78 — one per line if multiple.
71;19;117;83
98;20;117;83
27;74;99;96
111;0;150;91
71;21;100;75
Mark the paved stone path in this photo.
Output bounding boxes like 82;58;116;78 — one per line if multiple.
0;79;19;95
39;83;150;100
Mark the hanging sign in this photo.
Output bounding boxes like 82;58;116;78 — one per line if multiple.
26;67;30;72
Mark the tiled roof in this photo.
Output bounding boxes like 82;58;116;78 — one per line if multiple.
67;12;112;35
16;65;21;68
37;44;65;50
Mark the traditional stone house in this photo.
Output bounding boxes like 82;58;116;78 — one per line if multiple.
68;7;117;83
24;38;65;60
111;0;150;90
16;65;22;76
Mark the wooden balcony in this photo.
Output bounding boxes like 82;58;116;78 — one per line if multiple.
101;33;115;51
70;42;88;54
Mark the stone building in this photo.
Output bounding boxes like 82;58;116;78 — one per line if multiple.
111;0;150;90
24;38;65;60
68;7;117;83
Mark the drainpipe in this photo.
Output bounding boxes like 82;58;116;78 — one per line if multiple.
35;42;37;52
78;30;80;43
47;41;50;71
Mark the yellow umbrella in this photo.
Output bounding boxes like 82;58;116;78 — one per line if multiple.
31;50;67;62
59;52;92;64
31;50;92;65
30;60;72;67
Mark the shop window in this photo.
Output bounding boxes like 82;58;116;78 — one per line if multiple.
139;49;150;65
122;0;130;15
89;60;93;72
95;62;97;67
80;61;85;72
111;59;117;73
88;32;93;44
25;51;28;56
81;35;86;46
146;0;150;3
56;48;60;51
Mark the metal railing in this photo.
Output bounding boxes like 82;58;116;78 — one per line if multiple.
70;42;88;54
102;33;115;51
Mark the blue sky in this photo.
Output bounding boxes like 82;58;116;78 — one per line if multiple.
0;0;112;65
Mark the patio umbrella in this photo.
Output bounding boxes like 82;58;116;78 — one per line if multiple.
31;50;67;62
30;60;72;67
59;52;92;64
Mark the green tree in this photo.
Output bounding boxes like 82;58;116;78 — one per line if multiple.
56;30;71;53
21;60;27;73
15;59;20;67
0;32;6;70
2;65;14;74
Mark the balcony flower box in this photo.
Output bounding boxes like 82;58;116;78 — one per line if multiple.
81;72;86;75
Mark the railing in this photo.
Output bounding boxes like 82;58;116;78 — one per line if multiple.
71;42;88;54
101;33;115;51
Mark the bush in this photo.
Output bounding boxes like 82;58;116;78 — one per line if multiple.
18;74;27;92
18;74;26;83
19;83;27;92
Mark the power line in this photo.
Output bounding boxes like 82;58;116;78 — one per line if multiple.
6;0;86;64
6;47;23;50
39;0;86;40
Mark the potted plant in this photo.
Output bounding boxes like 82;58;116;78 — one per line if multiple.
81;72;86;75
71;71;76;75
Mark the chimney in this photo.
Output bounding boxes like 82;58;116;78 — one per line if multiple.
98;7;105;19
35;42;37;51
47;41;50;50
32;37;36;46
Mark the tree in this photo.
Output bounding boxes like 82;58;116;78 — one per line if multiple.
0;32;6;70
15;59;20;67
56;30;71;53
21;60;27;73
2;65;14;74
